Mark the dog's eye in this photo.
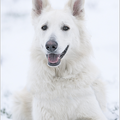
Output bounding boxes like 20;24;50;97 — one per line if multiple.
62;26;70;31
41;25;48;30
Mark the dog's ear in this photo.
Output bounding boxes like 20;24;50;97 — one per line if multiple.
66;0;85;18
32;0;50;15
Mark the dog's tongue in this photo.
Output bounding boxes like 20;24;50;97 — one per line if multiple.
48;54;60;63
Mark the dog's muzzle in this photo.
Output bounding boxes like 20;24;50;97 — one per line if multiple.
46;45;69;67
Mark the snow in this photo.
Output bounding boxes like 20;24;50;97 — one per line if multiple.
1;0;119;119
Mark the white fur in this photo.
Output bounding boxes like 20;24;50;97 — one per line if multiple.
12;0;108;120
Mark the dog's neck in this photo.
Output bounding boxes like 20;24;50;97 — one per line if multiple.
28;47;99;89
27;50;99;94
30;51;95;79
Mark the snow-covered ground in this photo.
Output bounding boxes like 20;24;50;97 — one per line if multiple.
1;0;119;119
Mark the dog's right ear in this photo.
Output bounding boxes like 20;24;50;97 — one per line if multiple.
65;0;85;19
32;0;50;16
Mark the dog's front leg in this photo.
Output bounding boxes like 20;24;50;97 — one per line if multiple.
91;78;107;111
12;89;32;120
76;87;108;120
32;98;55;120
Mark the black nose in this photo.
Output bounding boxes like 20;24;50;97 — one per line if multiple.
46;40;58;52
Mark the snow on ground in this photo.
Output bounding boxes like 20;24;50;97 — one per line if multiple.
1;0;119;119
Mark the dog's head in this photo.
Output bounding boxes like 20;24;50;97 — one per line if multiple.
32;0;92;67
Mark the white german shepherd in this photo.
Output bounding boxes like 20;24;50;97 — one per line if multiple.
12;0;108;120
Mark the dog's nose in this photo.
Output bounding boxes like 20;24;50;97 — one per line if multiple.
46;40;58;52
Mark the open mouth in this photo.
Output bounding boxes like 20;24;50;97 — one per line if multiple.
46;45;69;66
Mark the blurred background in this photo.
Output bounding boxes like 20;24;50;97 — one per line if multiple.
1;0;119;120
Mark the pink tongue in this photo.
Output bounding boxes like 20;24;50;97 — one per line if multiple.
48;54;60;63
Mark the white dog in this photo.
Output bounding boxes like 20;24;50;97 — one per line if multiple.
12;0;108;120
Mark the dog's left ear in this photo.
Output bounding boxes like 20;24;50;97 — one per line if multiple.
66;0;85;18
